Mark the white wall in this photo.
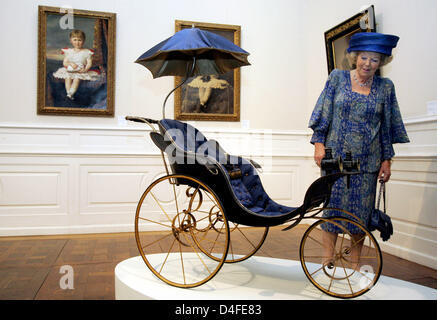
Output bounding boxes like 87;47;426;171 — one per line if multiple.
304;0;437;120
1;0;436;127
0;0;308;131
0;0;436;269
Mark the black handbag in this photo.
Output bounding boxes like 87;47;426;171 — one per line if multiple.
368;179;393;241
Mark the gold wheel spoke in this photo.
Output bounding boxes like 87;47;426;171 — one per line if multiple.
234;225;258;250
178;240;186;285
181;232;211;274
209;221;225;254
356;268;374;283
307;234;324;247
193;209;213;215
310;265;324;277
228;237;235;260
304;255;335;259
339;233;346;247
141;231;173;250
138;216;173;229
192;236;226;248
327;265;337;292
339;257;355;295
150;191;174;224
159;236;177;274
171;181;183;229
193;214;210;225
203;190;216;203
352;234;367;246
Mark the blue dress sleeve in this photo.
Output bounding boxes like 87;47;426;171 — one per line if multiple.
380;80;410;160
308;70;339;144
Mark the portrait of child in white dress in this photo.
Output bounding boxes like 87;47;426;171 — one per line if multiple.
39;8;114;116
53;29;101;100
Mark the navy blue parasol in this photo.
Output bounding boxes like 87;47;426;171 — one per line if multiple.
135;27;250;117
135;27;250;78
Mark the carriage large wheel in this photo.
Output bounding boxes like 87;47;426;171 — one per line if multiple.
299;213;382;298
135;174;230;288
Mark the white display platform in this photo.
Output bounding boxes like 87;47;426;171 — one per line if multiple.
115;254;437;300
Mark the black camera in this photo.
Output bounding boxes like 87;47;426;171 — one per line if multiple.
321;149;360;188
320;148;342;176
342;151;360;173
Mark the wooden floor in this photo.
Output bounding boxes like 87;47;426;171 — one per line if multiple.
1;225;436;300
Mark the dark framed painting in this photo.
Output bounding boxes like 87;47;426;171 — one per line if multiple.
174;20;242;122
324;5;376;74
37;6;116;116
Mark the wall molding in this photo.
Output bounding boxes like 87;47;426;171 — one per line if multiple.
0;123;314;156
0;123;317;238
403;114;437;126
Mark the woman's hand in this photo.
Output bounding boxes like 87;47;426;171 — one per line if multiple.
314;143;325;167
378;160;392;182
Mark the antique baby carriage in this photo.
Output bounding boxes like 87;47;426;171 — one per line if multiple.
127;27;382;299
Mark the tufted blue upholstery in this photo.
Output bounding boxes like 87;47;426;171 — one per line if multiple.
229;160;295;216
160;119;208;153
160;119;295;217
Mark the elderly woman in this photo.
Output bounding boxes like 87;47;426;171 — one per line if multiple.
308;32;410;269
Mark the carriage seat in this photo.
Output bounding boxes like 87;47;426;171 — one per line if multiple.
159;119;295;217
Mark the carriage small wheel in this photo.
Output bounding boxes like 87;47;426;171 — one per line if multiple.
186;199;268;264
134;174;230;288
299;214;382;299
223;223;269;264
200;216;269;264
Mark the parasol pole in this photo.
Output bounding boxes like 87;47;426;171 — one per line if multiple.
162;56;196;119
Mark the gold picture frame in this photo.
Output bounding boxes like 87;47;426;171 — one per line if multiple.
324;6;376;74
37;6;116;116
174;20;242;122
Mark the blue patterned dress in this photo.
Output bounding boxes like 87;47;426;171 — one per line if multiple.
309;69;409;234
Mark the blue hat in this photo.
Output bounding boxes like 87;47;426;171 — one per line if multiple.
347;32;399;56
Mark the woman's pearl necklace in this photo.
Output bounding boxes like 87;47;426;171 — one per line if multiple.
352;70;373;87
